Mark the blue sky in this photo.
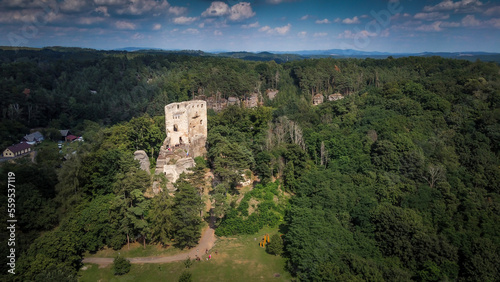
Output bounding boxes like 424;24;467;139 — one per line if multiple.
1;0;499;52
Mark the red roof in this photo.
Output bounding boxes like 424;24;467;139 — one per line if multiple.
6;142;31;154
66;135;78;141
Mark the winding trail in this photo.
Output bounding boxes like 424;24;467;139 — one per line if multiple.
83;170;217;268
82;224;216;267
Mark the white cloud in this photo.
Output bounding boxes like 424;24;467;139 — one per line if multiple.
440;21;461;27
153;23;162;30
301;14;311;20
198;22;205;28
391;13;412;21
259;23;291;35
461;14;481;26
414;12;450;21
228;2;255;21
485;6;500;16
169;6;187;16
202;1;230;17
342;16;360;24
259;25;271;32
214;30;222;36
0;10;37;23
77;17;105;25
266;0;296;4
242;21;260;28
316;18;330;24
115;20;136;30
60;0;87;12
173;16;198;25
297;31;307;37
423;0;483;13
380;29;390;37
338;29;376;39
274;23;291;34
182;28;199;34
313;32;328;37
132;33;144;40
486;18;500;28
116;0;170;15
201;1;255;21
416;21;444;31
334;16;360;24
94;0;127;5
95;6;110;17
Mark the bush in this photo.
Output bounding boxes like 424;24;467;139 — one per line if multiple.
178;270;192;282
184;257;193;268
112;256;131;275
266;234;283;256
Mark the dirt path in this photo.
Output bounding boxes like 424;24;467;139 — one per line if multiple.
83;193;216;268
82;224;216;267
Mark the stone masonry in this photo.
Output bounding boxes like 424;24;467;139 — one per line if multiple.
155;100;207;191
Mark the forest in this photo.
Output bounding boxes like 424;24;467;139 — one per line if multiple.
0;47;499;281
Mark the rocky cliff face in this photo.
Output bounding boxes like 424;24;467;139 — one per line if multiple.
134;150;151;174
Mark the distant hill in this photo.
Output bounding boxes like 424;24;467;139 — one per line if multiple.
1;46;499;63
214;51;304;63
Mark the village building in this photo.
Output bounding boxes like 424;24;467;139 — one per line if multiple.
312;94;324;106
22;131;44;145
60;130;71;141
65;135;78;142
2;143;32;158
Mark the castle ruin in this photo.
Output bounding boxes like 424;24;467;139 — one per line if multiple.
155;100;207;191
164;100;207;156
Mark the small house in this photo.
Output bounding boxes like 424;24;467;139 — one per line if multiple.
60;130;71;141
22;131;44;145
66;135;78;142
2;143;32;158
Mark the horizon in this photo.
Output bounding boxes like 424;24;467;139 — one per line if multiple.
4;45;500;55
1;0;500;53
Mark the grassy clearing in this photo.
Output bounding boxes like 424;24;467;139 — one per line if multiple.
79;227;291;282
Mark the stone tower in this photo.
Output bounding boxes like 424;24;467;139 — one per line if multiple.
155;100;208;191
164;100;207;157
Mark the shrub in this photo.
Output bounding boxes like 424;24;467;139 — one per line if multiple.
112;256;131;275
178;270;192;282
267;234;283;256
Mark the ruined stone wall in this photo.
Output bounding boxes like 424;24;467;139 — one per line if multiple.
154;100;207;192
164;100;207;156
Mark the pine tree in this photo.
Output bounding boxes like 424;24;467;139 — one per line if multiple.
172;178;203;249
266;234;283;256
147;190;175;246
